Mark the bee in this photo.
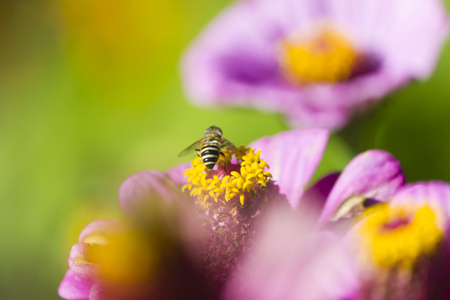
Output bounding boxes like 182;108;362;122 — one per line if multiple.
177;126;236;170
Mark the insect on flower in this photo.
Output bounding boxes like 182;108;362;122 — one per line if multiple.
177;126;236;170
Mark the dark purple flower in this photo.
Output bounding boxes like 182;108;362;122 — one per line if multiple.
182;0;448;129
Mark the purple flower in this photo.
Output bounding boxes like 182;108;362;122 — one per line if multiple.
221;206;361;300
222;179;450;299
59;128;409;299
182;0;448;129
58;209;212;300
217;148;406;299
118;129;406;296
341;182;450;299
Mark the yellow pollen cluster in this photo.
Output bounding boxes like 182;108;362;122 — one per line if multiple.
280;27;357;84
358;204;442;270
182;146;272;205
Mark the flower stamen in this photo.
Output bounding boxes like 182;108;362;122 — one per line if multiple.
183;146;272;206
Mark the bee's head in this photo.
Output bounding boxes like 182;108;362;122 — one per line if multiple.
206;126;222;137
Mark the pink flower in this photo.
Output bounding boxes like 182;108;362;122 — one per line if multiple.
59;128;408;299
118;128;405;296
58;208;212;299
226;180;450;300
182;0;448;129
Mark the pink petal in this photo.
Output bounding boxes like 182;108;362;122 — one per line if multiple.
166;162;190;186
68;243;102;278
223;206;360;300
249;129;329;208
58;270;97;300
78;219;125;244
317;150;405;227
118;170;184;216
390;181;450;222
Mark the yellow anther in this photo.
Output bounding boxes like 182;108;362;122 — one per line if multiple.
243;181;253;191
236;180;243;190
257;180;267;187
201;176;207;188
254;169;263;175
246;174;257;181
230;171;240;177
228;193;237;200
229;188;238;194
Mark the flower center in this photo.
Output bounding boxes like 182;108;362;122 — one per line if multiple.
75;227;157;283
358;204;442;270
182;146;272;206
279;27;357;84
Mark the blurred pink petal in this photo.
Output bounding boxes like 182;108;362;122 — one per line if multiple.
68;243;102;278
317;150;405;227
223;207;360;300
118;170;183;216
249;129;329;208
390;181;450;222
79;219;125;244
167;162;191;185
58;270;97;300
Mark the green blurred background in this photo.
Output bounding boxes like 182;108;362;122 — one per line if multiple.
0;0;449;298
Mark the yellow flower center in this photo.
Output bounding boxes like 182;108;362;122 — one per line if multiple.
77;227;157;283
279;27;357;84
182;146;272;206
90;231;156;283
358;203;443;270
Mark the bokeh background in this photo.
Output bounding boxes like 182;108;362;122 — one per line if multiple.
0;0;449;298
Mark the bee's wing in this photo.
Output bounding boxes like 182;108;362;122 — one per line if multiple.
177;140;202;158
221;139;236;151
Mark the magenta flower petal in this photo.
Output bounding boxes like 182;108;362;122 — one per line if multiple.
317;150;405;227
223;207;360;300
390;181;450;220
78;219;124;244
182;0;448;129
58;270;97;300
166;162;191;186
118;170;183;216
249;129;328;208
68;243;102;278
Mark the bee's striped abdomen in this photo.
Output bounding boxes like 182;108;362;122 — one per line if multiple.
200;144;220;169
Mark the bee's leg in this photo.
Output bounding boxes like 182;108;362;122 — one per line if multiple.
195;149;200;157
220;151;228;175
